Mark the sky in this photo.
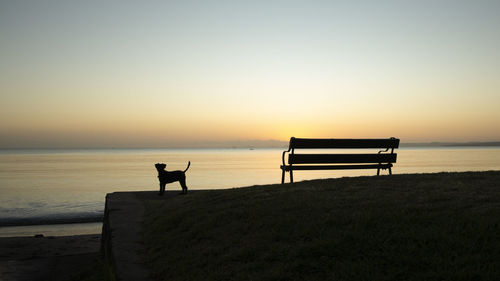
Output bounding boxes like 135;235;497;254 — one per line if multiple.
1;0;499;148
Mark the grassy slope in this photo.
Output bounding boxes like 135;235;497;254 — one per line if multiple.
142;171;500;281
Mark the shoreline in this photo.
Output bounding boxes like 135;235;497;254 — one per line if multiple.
0;214;103;227
0;222;102;238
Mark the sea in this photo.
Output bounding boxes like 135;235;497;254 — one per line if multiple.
1;147;500;237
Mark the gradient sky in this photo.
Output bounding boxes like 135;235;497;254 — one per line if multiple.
1;0;499;148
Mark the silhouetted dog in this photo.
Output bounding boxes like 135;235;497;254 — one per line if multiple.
155;162;190;195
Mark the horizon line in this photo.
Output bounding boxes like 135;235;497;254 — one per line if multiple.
1;140;500;150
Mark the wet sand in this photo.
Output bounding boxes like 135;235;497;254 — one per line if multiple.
0;234;101;281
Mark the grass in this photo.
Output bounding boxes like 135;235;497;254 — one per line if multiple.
142;171;500;281
69;256;114;281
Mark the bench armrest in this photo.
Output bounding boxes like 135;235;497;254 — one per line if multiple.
378;148;390;154
282;147;292;166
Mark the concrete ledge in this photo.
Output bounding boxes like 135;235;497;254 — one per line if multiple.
102;191;155;281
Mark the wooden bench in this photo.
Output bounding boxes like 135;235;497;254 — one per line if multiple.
280;137;400;183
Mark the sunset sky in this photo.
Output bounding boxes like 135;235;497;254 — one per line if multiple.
1;0;499;148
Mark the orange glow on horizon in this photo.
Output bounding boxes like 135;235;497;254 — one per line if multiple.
1;1;500;148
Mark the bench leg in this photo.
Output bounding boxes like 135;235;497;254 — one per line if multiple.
377;168;380;176
389;167;392;175
281;169;285;184
290;170;294;183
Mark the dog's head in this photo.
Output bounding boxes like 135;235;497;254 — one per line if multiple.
155;163;167;171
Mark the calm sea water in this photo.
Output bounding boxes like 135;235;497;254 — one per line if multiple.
1;147;500;236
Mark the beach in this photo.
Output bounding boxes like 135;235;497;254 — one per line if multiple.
0;234;101;281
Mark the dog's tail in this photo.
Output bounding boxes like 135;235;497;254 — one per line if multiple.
184;161;191;172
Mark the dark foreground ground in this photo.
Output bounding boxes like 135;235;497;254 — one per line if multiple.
2;171;499;281
0;234;102;281
142;171;500;281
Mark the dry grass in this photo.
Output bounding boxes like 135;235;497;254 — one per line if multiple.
142;171;500;281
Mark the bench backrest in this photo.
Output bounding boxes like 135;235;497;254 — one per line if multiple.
289;137;400;149
287;137;399;165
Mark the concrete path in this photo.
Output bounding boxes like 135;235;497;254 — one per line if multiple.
103;191;180;281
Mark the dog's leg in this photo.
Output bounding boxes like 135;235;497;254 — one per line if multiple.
159;183;165;195
179;178;188;194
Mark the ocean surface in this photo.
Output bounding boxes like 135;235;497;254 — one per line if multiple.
1;147;500;237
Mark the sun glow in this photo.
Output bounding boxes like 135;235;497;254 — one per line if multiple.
1;1;500;148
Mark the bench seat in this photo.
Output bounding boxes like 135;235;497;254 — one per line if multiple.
280;163;393;171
